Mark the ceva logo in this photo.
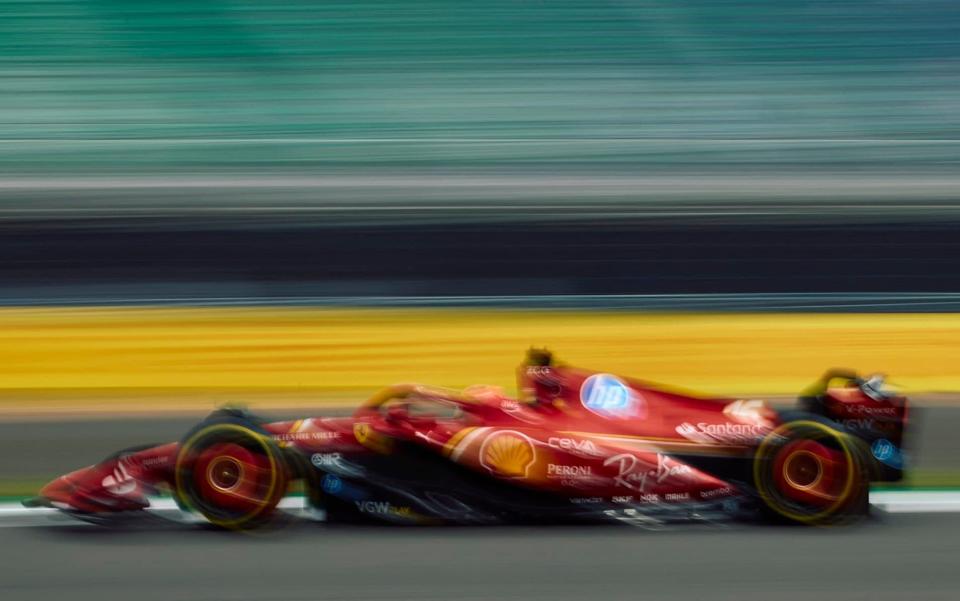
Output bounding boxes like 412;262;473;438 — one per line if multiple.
580;373;644;419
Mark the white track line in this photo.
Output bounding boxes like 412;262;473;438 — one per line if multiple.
0;497;315;528
0;492;957;527
868;491;960;513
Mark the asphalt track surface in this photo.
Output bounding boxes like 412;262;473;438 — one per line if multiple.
0;409;958;601
0;512;958;601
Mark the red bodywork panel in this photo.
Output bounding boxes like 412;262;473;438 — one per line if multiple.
821;385;909;447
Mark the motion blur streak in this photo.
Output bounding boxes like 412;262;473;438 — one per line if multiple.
0;2;959;600
1;0;958;182
0;308;956;412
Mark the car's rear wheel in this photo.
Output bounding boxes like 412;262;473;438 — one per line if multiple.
175;421;287;529
753;419;868;525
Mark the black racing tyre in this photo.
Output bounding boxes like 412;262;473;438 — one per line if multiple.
753;417;869;525
175;417;288;529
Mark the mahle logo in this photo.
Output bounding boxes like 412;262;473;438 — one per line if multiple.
580;374;643;419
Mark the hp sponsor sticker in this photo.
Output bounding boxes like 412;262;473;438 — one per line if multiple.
580;373;644;419
321;474;343;494
871;439;904;469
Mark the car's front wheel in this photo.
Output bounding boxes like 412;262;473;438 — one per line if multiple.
175;418;288;529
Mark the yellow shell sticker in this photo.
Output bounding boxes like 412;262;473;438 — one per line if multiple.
479;430;536;478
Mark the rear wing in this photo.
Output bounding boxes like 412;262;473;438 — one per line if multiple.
798;369;909;482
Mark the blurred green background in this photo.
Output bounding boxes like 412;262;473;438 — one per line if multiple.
2;0;958;174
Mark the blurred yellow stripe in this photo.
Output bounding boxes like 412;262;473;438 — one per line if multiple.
0;308;956;410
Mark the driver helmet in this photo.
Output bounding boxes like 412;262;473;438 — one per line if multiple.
861;373;891;401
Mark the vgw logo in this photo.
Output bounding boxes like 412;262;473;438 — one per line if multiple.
580;374;644;419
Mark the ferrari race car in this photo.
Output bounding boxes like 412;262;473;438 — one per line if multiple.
27;349;909;528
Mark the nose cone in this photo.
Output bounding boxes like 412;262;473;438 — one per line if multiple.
23;473;82;510
25;464;148;513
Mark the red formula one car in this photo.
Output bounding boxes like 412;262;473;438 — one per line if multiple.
28;349;909;528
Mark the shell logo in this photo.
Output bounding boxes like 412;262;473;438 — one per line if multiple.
479;430;536;479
